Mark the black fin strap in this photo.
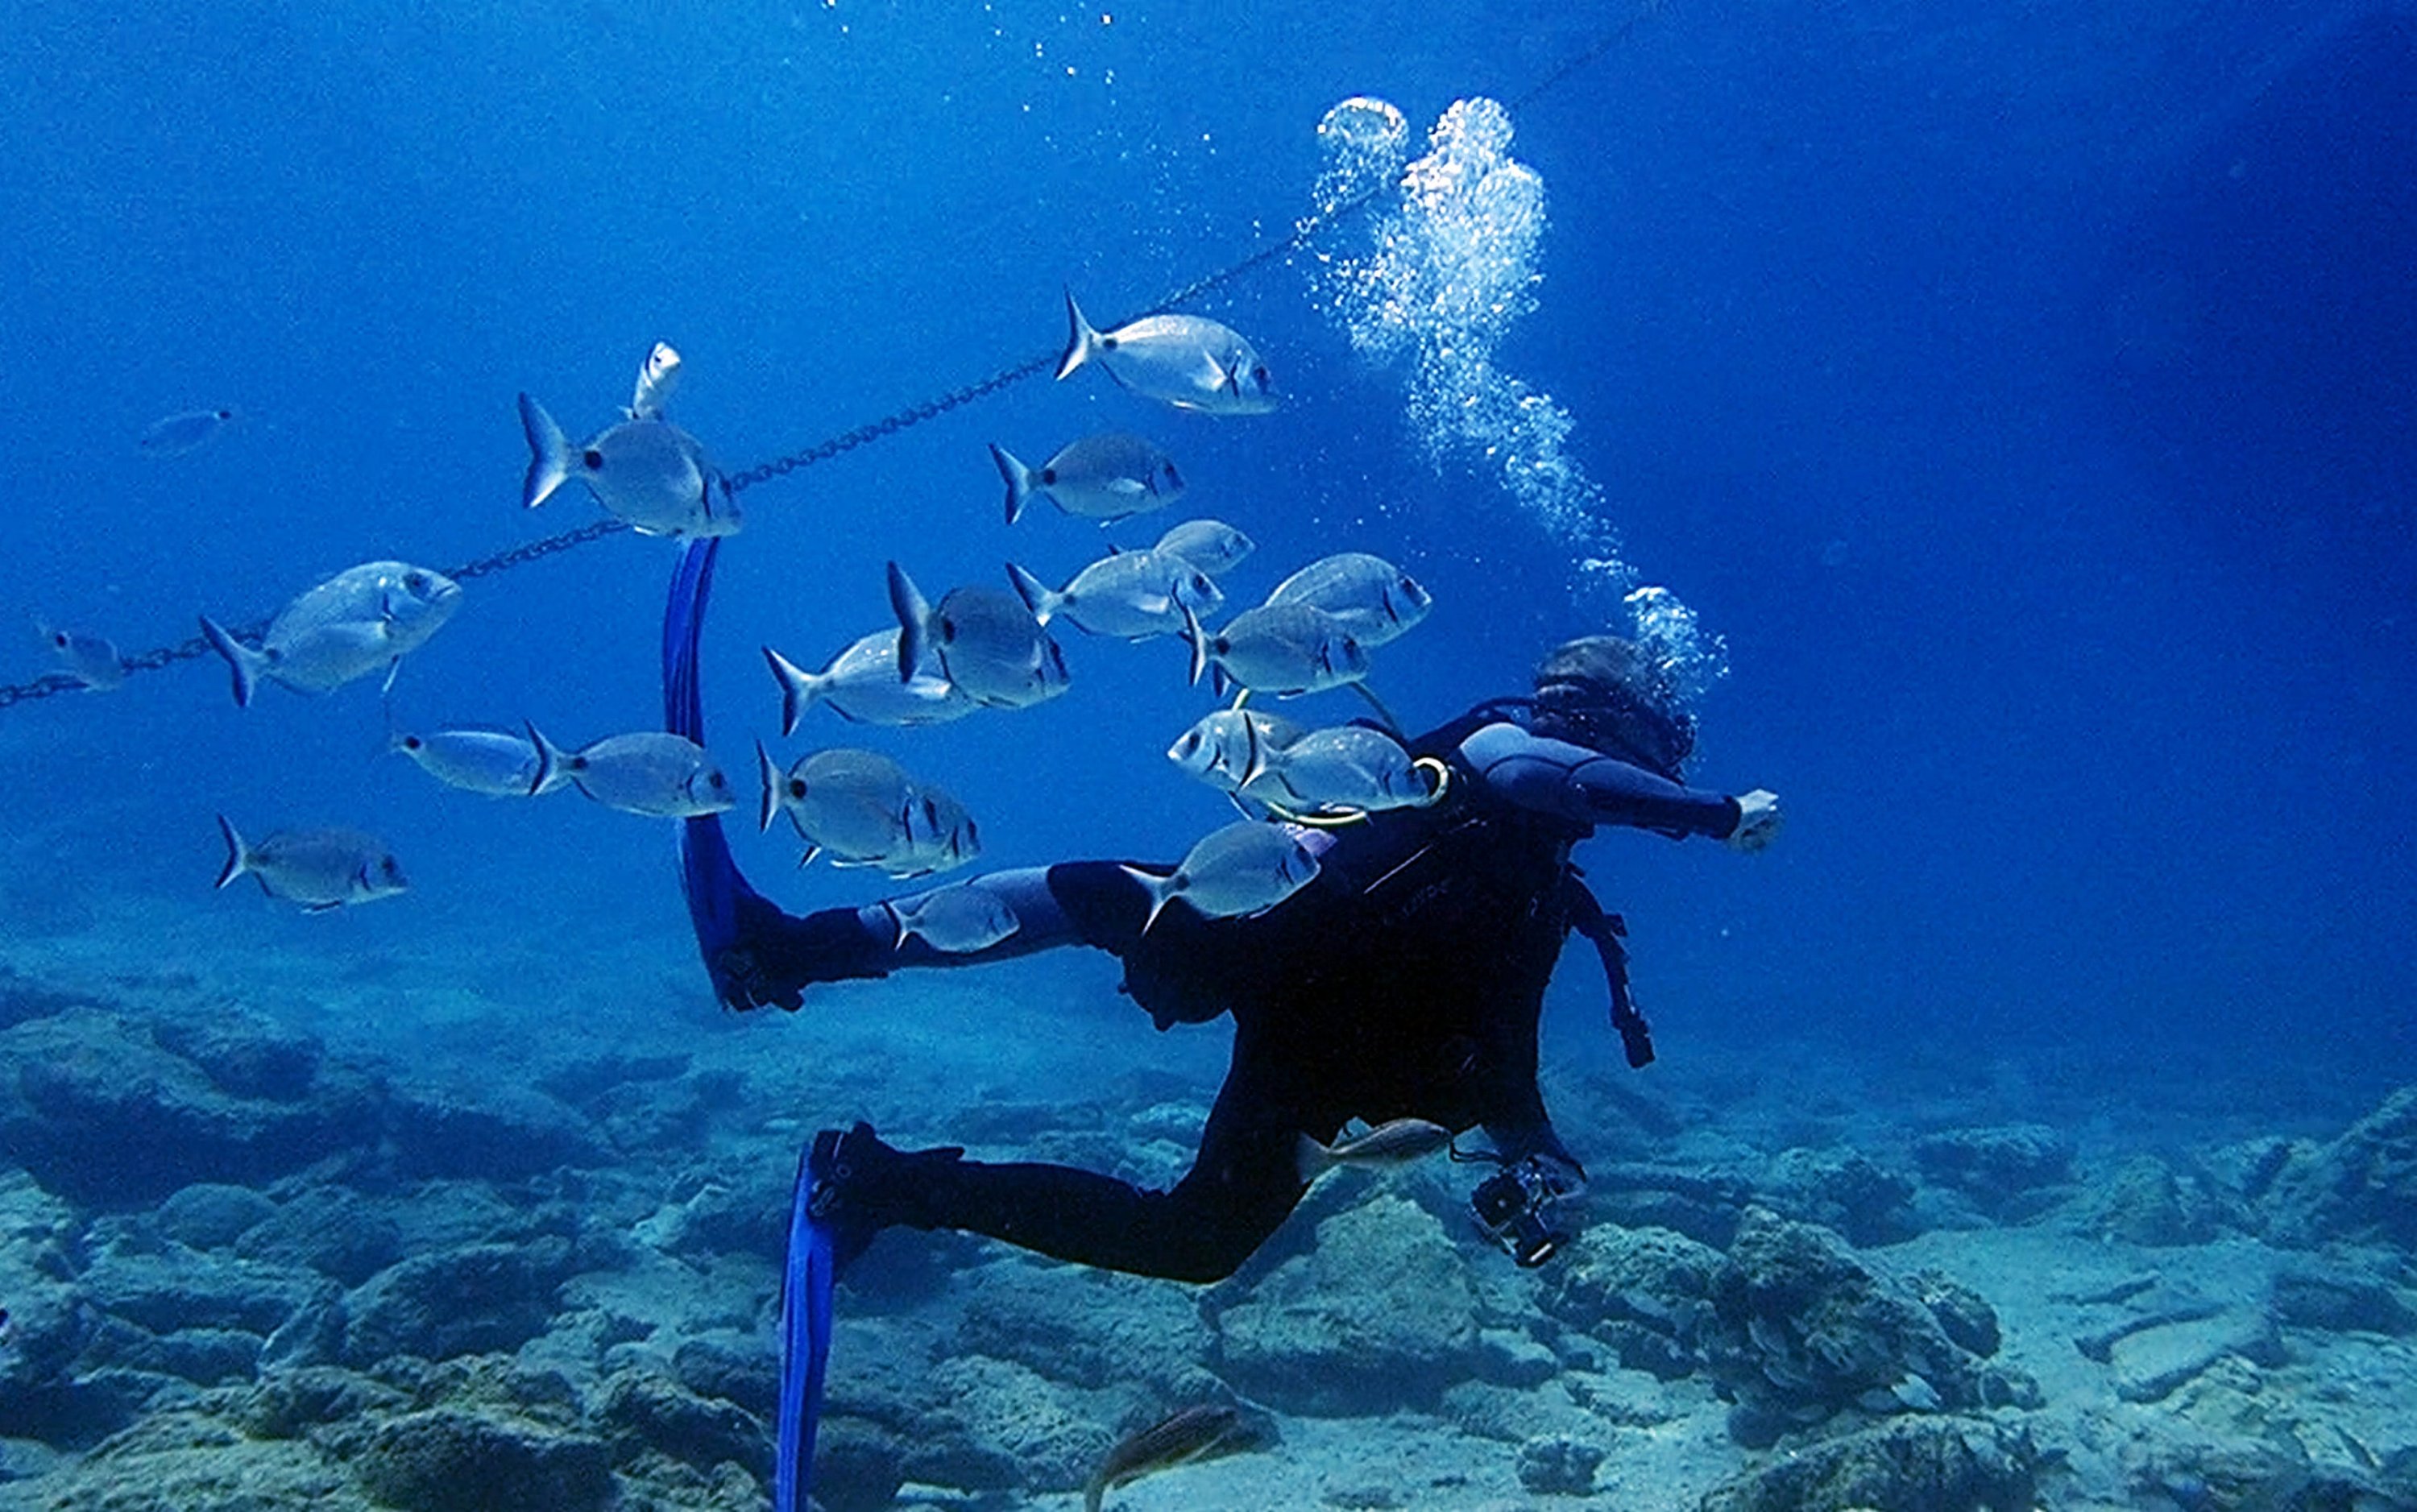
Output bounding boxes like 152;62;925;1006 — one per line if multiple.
1565;875;1655;1069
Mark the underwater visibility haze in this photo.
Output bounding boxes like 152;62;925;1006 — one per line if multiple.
0;2;2413;1509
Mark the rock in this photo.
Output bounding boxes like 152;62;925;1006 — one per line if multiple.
342;1240;576;1365
77;1243;329;1339
1911;1125;2073;1214
1697;1415;2037;1512
1701;1209;2015;1442
0;1010;375;1203
1515;1435;1605;1495
155;1182;280;1249
956;1257;1213;1393
1214;1194;1481;1415
352;1406;615;1512
1478;1327;1559;1387
1539;1225;1722;1379
234;1365;411;1439
1764;1146;1920;1246
2074;1154;2225;1246
2270;1262;2417;1335
673;1332;777;1419
2108;1307;2283;1402
235;1185;405;1286
916;1354;1111;1493
2265;1084;2417;1249
595;1367;767;1477
379;1077;609;1180
151;1012;325;1101
1911;1272;2000;1359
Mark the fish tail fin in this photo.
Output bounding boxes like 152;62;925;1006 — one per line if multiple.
756;739;782;835
523;720;572;797
763;645;821;738
1179;600;1208;687
1004;561;1059;626
516;392;573;509
1295;1133;1335;1183
214;814;249;889
989;443;1035;524
197;615;264;708
1121;865;1176;934
1055;289;1099;382
886;561;930;682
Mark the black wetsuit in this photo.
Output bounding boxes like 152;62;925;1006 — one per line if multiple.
666;539;1742;1282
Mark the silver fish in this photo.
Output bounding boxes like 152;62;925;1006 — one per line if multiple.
1264;552;1433;648
200;561;462;707
139;407;238;457
1242;725;1435;812
529;727;735;818
1151;519;1256;578
763;632;976;735
392;726;558;798
1084;1405;1253;1512
881;881;1019;954
33;620;125;690
889;562;1070;711
1121;820;1321;931
214;818;407;912
1166;707;1307;793
1056;292;1278;416
518;393;740;538
627;342;682;420
1181;601;1370;698
758;744;979;877
1295;1117;1455;1180
1006;550;1221;640
991;433;1184;524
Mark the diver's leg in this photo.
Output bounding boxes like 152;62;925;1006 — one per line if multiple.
818;1065;1314;1283
720;862;1156;1009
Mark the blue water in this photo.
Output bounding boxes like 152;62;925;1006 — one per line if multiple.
2;0;2411;1129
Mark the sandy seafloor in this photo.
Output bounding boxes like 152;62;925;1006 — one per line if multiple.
2;884;2412;1512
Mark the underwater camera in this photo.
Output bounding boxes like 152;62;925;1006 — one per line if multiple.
1469;1158;1570;1268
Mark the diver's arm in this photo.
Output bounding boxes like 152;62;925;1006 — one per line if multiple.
1458;721;1747;839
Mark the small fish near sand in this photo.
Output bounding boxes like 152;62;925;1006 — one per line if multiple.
215;818;408;913
1295;1117;1456;1181
1084;1404;1259;1512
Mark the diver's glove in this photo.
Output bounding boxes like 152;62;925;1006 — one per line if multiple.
713;901;893;1012
1469;1153;1583;1268
1725;789;1784;853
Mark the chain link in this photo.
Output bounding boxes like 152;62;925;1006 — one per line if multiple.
0;12;1653;716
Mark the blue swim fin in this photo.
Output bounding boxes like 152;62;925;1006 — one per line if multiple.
775;1140;836;1512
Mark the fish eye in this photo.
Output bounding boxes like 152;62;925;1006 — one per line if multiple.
787;777;806;799
50;631;68;648
1253;366;1271;385
1039;468;1057;485
707;772;729;790
380;857;403;878
404;571;429;591
939;615;957;641
215;408;234;420
582;448;604;470
401;735;423;750
1179;734;1200;755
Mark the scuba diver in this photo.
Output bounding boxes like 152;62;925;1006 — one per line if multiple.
666;541;1782;1284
